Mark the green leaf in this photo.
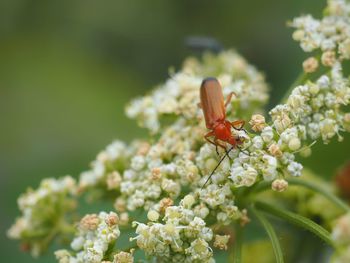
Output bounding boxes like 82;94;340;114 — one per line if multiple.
251;207;284;263
255;201;335;248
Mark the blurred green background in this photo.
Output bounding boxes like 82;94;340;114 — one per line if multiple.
1;0;349;262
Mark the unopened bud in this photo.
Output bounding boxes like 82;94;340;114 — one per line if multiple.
272;179;288;192
303;57;319;73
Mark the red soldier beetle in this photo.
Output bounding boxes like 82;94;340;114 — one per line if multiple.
199;77;247;187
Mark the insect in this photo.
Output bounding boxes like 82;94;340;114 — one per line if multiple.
199;77;246;187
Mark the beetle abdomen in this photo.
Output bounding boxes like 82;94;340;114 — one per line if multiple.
200;77;226;129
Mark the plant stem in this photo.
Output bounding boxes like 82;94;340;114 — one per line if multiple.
233;224;243;263
251;178;350;213
251;206;284;263
255;201;335;248
280;72;308;103
287;178;350;213
280;53;327;104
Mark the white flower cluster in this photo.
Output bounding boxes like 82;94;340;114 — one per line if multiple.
8;2;350;260
126;50;269;133
225;6;350;188
133;201;214;263
210;118;302;188
111;119;249;227
79;140;136;190
197;182;245;225
290;0;350;61
55;212;122;263
274;67;350;143
331;213;350;262
229;58;350;187
109;119;203;213
7;176;77;256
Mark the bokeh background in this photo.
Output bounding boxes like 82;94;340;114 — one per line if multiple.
1;0;349;262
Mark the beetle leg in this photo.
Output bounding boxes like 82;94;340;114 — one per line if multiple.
230;120;245;131
204;131;230;157
204;131;219;155
214;138;231;159
225;92;236;108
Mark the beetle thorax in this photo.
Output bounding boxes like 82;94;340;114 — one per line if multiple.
213;122;232;141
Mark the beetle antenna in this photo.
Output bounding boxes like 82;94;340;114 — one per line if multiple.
237;146;250;156
201;146;234;189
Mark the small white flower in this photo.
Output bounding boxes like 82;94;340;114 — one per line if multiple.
183;194;196;208
261;126;274;142
251;136;264;150
114;251;134;263
186;238;213;262
194;204;210;219
261;154;278;181
287;161;303;177
316;75;330;90
161;179;180;197
339;38;350;59
230;164;258;187
147;210;160;222
213;234;230;250
130;155;146;171
288;137;301;151
319;118;338;141
71;236;85;251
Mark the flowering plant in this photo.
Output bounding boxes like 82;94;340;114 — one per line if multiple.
8;0;350;262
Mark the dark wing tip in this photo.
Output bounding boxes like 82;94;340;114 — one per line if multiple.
201;77;219;87
185;36;223;54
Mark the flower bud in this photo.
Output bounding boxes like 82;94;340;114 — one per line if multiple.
147;210;160;222
107;172;122;190
272;179;288;192
303;57;319;73
80;214;100;231
299;147;312;157
113;250;134;263
268;143;283;157
249;114;266;132
105;212;119;226
205;158;217;172
321;50;336;67
119;212;129;226
309;83;320;95
288;138;301;151
292;30;305;41
213;235;230;250
183;194;195;208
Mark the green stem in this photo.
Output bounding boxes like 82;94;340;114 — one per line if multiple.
251;206;284;263
281;72;308;103
255;201;335;248
251;178;350;213
233;224;243;263
279;53;329;104
287;178;350;213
